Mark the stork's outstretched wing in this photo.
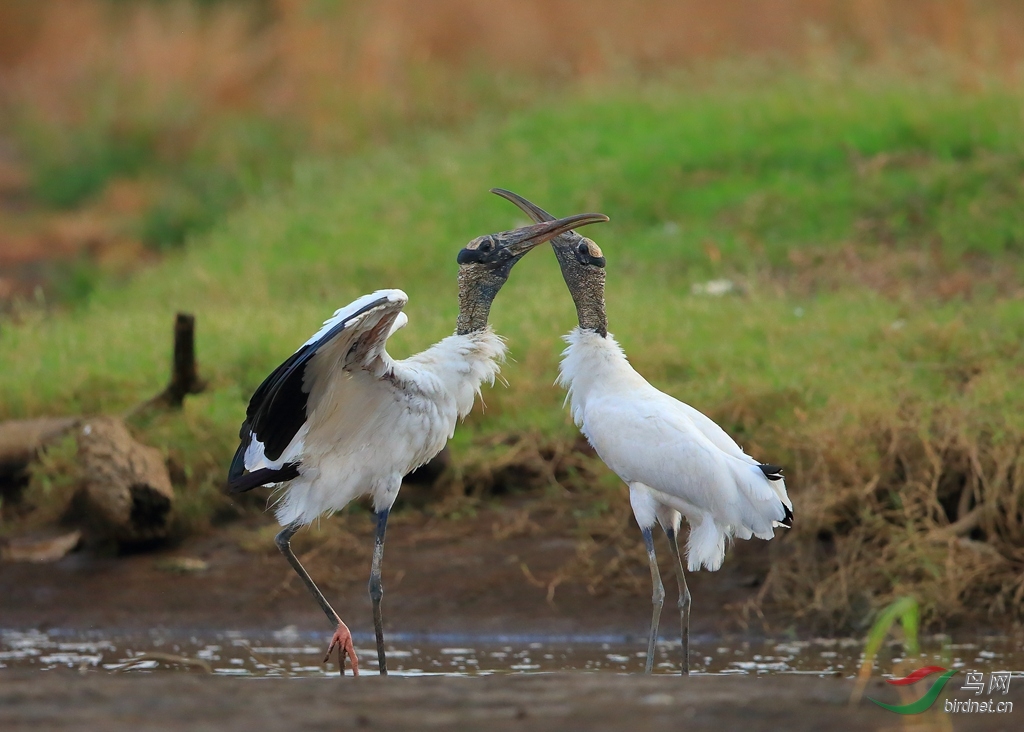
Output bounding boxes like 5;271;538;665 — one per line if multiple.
228;289;408;491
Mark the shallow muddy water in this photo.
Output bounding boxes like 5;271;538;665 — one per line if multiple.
3;628;1023;678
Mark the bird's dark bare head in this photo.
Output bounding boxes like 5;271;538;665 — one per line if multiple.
455;212;608;335
491;188;610;337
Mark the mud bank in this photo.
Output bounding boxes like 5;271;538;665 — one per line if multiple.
5;671;1018;732
0;512;774;638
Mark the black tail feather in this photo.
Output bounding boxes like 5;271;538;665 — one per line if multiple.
758;463;792;527
781;503;793;527
227;462;301;494
228;443;248;483
228;421;252;482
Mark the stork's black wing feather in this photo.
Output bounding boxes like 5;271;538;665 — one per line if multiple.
228;462;301;494
756;463;792;527
245;343;317;462
238;295;391;464
228;420;252;482
781;503;794;527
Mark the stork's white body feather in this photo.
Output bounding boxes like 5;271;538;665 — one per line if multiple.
242;289;506;526
558;328;792;572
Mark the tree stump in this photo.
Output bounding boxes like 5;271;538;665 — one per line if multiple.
157;313;207;408
76;417;174;543
130;313;207;416
0;417;79;466
0;417;78;502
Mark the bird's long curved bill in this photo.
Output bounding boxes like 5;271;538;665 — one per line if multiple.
503;211;608;255
492;188;556;225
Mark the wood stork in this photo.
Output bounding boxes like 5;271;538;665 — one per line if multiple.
491;188;792;676
227;211;609;676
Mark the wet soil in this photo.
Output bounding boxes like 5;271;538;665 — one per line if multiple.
0;508;770;639
2;670;1021;732
4;507;1022;730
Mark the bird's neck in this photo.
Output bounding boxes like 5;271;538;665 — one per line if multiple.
456;268;500;335
570;272;608;337
552;244;609;336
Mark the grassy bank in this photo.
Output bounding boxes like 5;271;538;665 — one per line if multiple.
3;69;1024;630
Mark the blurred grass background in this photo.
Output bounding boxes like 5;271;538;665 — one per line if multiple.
2;0;1024;630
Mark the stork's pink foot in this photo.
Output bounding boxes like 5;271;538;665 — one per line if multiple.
323;620;359;676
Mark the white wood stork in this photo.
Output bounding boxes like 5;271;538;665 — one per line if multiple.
227;211;609;676
491;189;792;675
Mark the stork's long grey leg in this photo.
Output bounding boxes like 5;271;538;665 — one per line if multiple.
275;522;358;676
275;522;341;627
664;526;691;676
642;526;665;675
368;508;390;676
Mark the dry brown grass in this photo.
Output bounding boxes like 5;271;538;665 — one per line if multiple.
5;0;1024;146
763;407;1024;633
395;408;1024;633
0;2;264;129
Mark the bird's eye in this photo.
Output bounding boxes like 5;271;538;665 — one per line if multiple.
480;239;494;253
577;242;589;256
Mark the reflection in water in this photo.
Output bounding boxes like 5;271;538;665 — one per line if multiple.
1;628;1022;678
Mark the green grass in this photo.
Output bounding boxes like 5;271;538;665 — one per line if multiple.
3;69;1024;626
14;102;297;250
4;72;1022;423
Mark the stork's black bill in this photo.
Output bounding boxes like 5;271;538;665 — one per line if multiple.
758;463;784;481
457;212;610;266
501;213;610;251
228;462;301;494
491;188;557;223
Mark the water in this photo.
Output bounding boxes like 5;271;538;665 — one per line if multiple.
2;628;1023;678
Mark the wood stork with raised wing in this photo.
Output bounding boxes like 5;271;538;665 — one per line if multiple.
492;188;792;676
227;211;609;676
